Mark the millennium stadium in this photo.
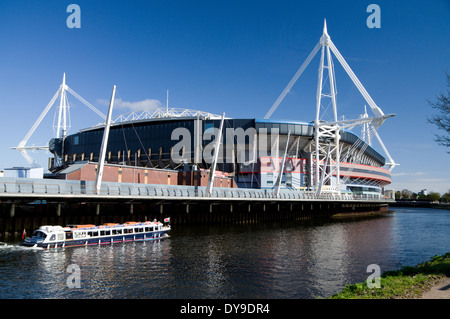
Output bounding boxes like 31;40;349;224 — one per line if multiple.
12;21;397;199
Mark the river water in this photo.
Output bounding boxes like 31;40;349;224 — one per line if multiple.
0;207;449;299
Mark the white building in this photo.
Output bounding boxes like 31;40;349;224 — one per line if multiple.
3;167;44;179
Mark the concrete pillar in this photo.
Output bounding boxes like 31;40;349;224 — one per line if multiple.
96;203;100;216
57;203;61;217
10;204;15;218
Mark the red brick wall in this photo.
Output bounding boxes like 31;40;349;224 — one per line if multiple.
63;163;225;187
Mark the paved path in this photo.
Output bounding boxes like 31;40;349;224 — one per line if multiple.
421;277;450;299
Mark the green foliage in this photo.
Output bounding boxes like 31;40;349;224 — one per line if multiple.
441;191;450;203
330;253;450;299
428;192;441;201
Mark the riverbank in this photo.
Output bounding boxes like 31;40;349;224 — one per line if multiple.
329;253;450;299
390;201;450;210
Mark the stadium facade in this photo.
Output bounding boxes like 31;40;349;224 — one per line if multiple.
48;108;392;197
16;21;396;199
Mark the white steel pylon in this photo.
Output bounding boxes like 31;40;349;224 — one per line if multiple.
265;20;398;194
361;106;372;146
56;73;69;139
12;73;106;167
313;20;341;193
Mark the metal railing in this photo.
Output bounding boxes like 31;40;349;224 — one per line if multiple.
0;177;391;202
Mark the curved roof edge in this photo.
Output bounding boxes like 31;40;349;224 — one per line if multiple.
94;108;225;128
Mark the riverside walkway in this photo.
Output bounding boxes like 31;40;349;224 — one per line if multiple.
0;176;392;238
0;177;390;203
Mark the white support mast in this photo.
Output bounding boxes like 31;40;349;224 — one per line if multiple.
12;73;107;167
264;43;321;119
316;143;331;196
263;19;397;193
95;85;116;194
56;73;67;139
166;89;169;114
313;20;340;193
274;130;290;196
206;112;225;196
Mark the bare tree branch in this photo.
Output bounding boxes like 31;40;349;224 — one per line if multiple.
427;72;450;152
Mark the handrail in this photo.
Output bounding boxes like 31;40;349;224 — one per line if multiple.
0;177;392;202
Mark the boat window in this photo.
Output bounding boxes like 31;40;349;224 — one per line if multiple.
49;234;56;241
33;231;47;239
74;232;87;239
57;233;64;241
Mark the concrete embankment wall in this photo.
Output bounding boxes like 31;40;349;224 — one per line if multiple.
0;199;388;240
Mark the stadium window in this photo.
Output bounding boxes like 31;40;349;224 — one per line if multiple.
205;122;214;133
271;124;279;133
288;124;295;134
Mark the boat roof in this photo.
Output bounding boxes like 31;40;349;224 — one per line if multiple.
36;221;163;232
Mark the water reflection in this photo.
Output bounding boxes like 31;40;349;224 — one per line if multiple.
307;223;349;297
1;208;449;299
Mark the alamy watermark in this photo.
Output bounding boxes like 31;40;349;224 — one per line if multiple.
366;264;381;288
66;264;81;288
170;124;283;165
64;5;381;32
366;4;381;29
66;4;81;29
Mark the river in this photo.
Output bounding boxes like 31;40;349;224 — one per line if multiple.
0;207;449;299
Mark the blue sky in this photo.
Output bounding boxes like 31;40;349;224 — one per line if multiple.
0;0;449;194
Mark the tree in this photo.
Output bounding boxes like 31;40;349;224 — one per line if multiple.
428;72;450;152
427;192;441;201
417;193;427;200
441;190;450;203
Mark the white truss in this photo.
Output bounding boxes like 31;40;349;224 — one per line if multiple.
265;20;398;194
105;108;224;126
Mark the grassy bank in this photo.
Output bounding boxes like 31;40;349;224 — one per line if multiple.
330;253;450;299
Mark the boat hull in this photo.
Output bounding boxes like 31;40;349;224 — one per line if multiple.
22;229;170;249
